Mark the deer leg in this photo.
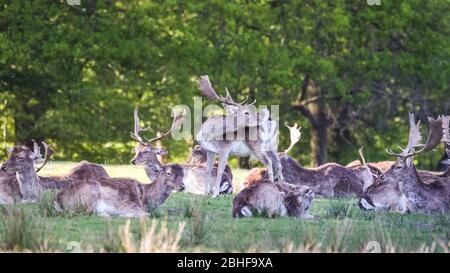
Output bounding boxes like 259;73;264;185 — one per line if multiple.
205;150;215;195
267;150;283;182
252;151;274;181
213;151;230;197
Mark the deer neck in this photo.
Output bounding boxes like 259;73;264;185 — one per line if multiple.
142;177;173;212
399;167;426;208
143;162;163;182
16;165;41;202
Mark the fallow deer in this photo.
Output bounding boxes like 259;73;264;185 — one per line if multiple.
243;125;374;197
232;180;315;220
363;113;450;214
196;75;283;197
55;108;187;217
55;164;185;217
0;140;109;204
183;145;233;195
0;141;53;202
38;160;109;190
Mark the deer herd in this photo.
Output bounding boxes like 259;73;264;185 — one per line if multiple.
1;75;450;221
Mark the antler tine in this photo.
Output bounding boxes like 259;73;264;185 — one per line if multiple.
146;107;186;144
31;139;42;159
385;113;422;158
284;123;301;154
385;148;404;157
198;75;247;107
359;147;367;166
35;141;54;173
403;112;423;155
387;113;447;159
130;107;151;145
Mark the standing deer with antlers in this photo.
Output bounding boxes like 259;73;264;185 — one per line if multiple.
373;113;450;214
196;75;283;197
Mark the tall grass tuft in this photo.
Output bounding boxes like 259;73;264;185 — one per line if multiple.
183;210;213;247
36;190;60;217
0;205;49;252
113;219;185;253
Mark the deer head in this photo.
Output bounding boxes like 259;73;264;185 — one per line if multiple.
130;107;185;168
1;140;53;173
379;113;443;189
197;75;267;123
186;145;207;165
380;113;446;184
147;164;186;192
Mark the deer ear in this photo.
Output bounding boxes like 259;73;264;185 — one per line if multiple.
147;165;162;181
405;157;413;168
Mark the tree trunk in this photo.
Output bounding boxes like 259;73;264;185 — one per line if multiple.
293;76;329;167
239;157;251;169
310;117;328;166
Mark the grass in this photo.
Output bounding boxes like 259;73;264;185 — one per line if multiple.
0;162;449;252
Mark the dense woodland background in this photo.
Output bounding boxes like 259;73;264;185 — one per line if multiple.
0;0;449;169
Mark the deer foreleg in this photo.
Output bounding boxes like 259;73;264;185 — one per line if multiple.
205;151;215;195
267;150;283;182
213;152;229;197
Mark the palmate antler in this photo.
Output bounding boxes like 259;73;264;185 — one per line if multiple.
130;107;185;146
31;139;54;173
197;75;253;108
284;123;301;154
386;113;446;159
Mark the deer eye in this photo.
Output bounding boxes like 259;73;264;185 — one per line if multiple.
395;165;403;170
166;171;172;176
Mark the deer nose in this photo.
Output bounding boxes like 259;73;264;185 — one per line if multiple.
130;159;137;165
0;164;7;172
379;174;385;181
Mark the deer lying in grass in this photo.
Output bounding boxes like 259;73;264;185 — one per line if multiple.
232;180;315;220
0;141;53;203
184;145;233;195
55;108;186;217
196;75;283;197
0;140;109;204
360;113;450;214
39;160;109;190
243;124;374;197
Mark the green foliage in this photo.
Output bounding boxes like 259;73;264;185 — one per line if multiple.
0;1;449;166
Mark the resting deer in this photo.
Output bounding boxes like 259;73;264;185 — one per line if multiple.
39;160;109;190
184;145;233;195
232;180;315;220
243;125;374;197
0;141;53;203
55;108;186;217
196;75;283;197
0;140;109;204
362;113;450;214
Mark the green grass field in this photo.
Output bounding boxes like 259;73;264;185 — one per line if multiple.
0;162;449;253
